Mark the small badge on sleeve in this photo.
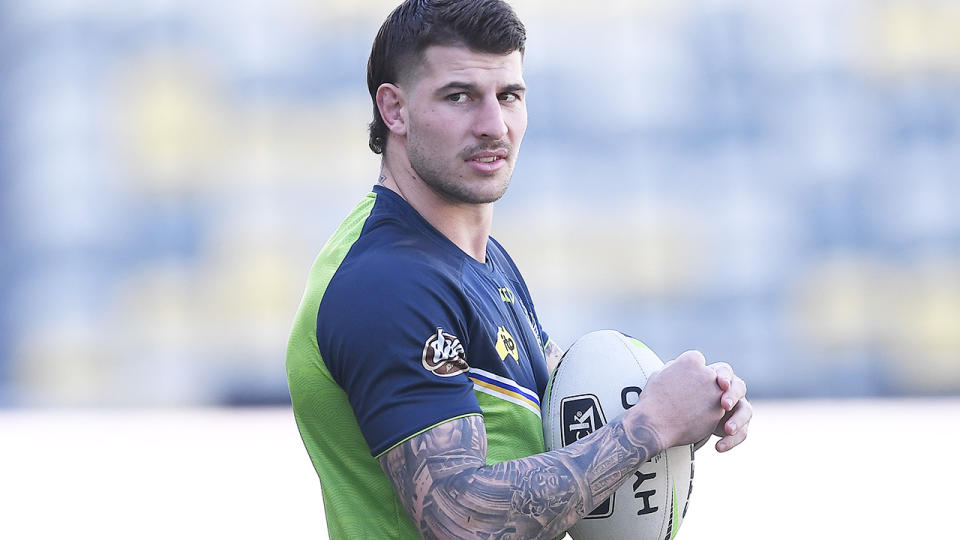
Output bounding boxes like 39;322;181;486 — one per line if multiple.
421;328;469;376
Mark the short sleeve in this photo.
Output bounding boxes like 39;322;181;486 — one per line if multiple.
316;253;481;457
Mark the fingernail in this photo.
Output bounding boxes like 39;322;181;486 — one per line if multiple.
717;441;728;452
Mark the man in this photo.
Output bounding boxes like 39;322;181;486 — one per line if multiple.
286;1;752;538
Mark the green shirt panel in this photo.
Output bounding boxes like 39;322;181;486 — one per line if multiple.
286;193;420;539
475;390;546;465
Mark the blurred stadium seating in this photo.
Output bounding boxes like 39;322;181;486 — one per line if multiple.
0;0;958;407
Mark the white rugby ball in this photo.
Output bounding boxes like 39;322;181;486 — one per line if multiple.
543;330;695;540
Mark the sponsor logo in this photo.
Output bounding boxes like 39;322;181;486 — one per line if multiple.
495;325;519;363
633;469;659;516
560;394;614;518
421;328;468;377
498;286;515;304
621;386;643;409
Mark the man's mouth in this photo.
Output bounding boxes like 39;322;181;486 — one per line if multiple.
467;148;509;163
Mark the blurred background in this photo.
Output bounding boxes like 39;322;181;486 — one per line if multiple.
1;0;957;406
1;0;958;537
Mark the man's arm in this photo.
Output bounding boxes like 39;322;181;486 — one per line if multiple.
380;350;743;540
380;408;661;539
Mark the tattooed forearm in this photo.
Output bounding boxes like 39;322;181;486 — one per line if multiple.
380;413;663;540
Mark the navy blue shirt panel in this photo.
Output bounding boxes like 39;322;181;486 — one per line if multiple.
316;185;550;457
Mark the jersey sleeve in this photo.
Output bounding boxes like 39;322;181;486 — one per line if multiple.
316;253;481;457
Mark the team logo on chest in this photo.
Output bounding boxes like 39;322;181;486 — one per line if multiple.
421;328;469;377
495;325;519;364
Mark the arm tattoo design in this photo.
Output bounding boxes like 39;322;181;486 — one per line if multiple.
380;413;663;540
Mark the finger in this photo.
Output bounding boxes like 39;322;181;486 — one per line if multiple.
720;375;747;410
710;362;733;393
710;361;733;377
721;398;753;435
713;398;752;437
715;424;748;452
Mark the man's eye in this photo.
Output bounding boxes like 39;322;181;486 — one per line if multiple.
447;92;468;103
499;93;518;103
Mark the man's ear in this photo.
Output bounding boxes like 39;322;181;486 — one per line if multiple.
376;83;407;136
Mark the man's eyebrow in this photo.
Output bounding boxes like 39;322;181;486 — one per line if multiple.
434;82;527;95
500;83;526;94
435;82;476;95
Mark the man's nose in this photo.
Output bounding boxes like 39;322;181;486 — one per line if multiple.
473;97;508;140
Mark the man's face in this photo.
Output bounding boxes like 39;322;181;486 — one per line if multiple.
401;44;527;205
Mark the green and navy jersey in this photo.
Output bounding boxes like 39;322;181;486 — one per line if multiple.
287;185;551;539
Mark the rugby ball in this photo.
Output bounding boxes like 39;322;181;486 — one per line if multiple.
543;330;695;540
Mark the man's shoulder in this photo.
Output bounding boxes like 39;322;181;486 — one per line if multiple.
320;223;466;316
343;223;463;282
339;196;466;281
313;187;475;320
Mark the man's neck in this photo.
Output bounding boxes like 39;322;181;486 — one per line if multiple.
378;162;493;264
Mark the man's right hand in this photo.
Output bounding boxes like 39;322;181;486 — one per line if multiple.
631;350;727;449
380;348;751;540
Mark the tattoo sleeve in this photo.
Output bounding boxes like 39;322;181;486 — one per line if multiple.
379;412;663;540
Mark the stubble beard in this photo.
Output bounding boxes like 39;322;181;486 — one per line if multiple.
407;139;514;205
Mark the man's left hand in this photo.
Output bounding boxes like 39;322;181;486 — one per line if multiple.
708;362;752;452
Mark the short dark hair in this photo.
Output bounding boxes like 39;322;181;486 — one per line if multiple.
366;0;526;154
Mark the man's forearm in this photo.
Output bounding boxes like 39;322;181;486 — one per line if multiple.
380;411;663;540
